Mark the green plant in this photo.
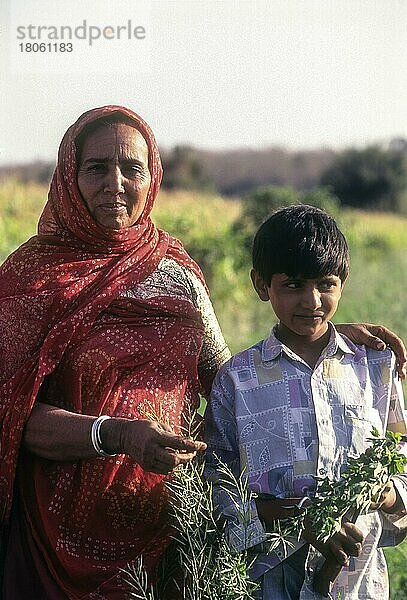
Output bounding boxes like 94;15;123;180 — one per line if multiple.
271;429;407;596
123;458;259;599
384;543;407;600
122;404;258;599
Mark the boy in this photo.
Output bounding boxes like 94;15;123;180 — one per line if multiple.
204;205;407;599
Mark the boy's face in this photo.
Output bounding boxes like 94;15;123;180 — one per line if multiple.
251;271;346;344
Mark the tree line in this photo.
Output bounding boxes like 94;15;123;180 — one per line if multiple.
1;138;406;213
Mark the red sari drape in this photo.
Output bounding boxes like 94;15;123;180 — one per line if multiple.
0;106;207;598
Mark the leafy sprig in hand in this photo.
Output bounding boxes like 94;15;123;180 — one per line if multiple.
307;428;406;544
296;429;406;596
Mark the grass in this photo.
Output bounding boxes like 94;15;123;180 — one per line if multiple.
0;178;45;260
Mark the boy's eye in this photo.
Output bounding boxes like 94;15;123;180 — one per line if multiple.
286;281;302;289
319;280;337;291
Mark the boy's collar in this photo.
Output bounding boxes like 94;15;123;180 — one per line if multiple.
262;322;356;363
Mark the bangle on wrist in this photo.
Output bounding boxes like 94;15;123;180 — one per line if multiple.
91;415;117;457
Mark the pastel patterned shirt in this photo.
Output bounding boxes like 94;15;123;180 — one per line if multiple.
204;325;407;600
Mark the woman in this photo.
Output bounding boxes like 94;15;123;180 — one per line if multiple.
0;105;405;599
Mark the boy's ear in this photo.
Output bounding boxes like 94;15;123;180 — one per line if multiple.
250;269;270;302
341;274;349;288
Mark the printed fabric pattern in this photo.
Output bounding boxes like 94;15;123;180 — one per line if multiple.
204;325;407;600
0;105;225;599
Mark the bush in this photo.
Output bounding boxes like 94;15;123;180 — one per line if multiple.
321;146;407;212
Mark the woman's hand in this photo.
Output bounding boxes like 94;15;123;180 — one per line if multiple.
336;323;406;379
24;403;206;471
106;418;206;474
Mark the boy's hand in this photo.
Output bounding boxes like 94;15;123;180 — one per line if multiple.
305;519;364;597
303;519;364;565
370;479;402;514
335;323;406;379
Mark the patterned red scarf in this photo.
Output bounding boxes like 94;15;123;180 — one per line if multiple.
0;106;206;597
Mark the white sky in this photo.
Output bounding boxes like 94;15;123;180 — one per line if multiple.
0;0;406;165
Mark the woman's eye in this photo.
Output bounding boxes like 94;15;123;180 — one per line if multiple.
88;164;106;173
125;167;139;176
124;165;145;178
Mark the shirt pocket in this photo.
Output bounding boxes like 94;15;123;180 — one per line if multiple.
344;405;383;456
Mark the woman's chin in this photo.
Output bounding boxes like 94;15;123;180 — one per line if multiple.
95;215;128;230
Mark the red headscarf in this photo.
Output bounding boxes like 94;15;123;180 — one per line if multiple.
0;106;206;595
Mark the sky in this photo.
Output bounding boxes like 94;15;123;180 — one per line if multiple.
0;0;406;165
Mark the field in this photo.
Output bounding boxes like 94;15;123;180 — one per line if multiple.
1;179;407;598
152;190;407;356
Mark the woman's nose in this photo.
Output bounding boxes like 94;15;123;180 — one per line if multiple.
104;165;124;194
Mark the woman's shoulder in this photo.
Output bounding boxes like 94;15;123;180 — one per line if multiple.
0;236;50;291
122;257;199;303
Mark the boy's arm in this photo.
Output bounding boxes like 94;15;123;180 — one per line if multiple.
204;369;307;570
378;365;407;546
204;371;268;553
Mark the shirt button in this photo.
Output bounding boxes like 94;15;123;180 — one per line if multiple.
319;468;327;475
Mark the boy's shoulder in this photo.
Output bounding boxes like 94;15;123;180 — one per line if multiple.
212;339;268;398
219;339;265;373
215;336;285;392
337;333;396;368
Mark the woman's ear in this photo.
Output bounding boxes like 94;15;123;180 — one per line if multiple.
250;269;270;302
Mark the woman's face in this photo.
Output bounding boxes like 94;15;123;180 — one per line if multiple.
77;123;151;229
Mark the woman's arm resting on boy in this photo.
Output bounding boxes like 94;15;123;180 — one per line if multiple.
335;323;406;379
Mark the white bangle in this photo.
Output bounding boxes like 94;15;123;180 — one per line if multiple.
91;415;117;457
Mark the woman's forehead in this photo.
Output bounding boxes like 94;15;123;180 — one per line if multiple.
79;123;149;163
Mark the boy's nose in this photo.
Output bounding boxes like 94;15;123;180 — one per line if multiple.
302;287;322;310
104;165;125;194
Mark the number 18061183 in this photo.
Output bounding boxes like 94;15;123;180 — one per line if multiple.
19;42;73;52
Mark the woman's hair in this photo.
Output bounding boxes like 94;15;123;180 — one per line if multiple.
75;113;140;162
252;204;350;284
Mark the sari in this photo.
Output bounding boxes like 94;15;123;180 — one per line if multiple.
0;106;211;598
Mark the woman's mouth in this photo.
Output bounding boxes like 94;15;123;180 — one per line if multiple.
100;203;127;213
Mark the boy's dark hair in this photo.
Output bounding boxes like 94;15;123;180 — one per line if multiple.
252;204;350;284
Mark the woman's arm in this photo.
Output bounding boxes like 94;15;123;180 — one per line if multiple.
24;402;206;473
185;269;231;397
336;323;406;379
